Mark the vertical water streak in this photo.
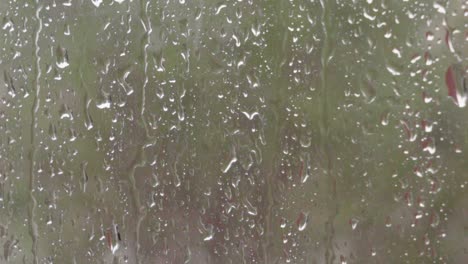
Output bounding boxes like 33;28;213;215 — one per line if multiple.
28;2;43;264
127;1;153;262
319;0;337;263
139;0;152;137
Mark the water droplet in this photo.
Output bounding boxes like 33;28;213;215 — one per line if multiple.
386;61;403;76
296;212;308;231
241;111;259;120
48;123;57;141
222;147;237;174
96;92;111;109
56;45;69;69
426;31;434;41
215;3;227;15
433;2;446;14
243;199;258;216
430;212;440;228
350;218;359;230
380;110;390;126
184;246;191;263
422;137;436;154
360;75;377;104
91;0;102;7
385;216;392;227
445;64;466;107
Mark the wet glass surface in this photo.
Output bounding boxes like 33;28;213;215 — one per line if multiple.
0;0;466;263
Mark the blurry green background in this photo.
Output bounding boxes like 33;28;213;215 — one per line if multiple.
0;0;466;263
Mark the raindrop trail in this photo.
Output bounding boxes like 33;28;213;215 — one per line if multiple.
319;0;337;263
263;170;274;264
127;147;147;264
127;1;153;263
78;26;92;131
28;2;43;264
139;0;152;137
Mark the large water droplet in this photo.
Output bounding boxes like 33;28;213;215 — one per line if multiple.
56;45;69;69
445;64;466;108
296;212;308;231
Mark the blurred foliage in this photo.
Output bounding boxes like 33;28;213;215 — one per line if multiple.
0;0;466;263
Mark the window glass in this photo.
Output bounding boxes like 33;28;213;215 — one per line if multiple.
0;0;466;263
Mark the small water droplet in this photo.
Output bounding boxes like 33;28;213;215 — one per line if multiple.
380;110;390;126
360;75;377;104
49;123;57;141
350;218;359;230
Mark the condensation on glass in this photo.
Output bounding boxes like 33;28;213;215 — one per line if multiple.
0;0;466;263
